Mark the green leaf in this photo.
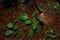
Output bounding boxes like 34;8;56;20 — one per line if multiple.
50;34;57;38
5;30;13;36
14;19;17;23
28;29;35;36
0;0;4;3
32;18;39;24
31;23;37;30
24;19;31;25
53;5;59;11
45;31;51;37
19;13;29;20
22;0;26;3
31;18;39;30
49;29;54;33
13;25;18;31
45;29;57;38
7;23;13;29
32;10;37;17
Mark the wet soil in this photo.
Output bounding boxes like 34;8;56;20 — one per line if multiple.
0;0;60;40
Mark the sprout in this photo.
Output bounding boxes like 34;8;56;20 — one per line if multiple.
28;29;35;36
13;25;18;31
32;18;39;24
7;23;13;29
14;19;18;23
53;4;59;11
5;30;13;36
31;18;39;30
45;29;57;39
19;13;29;20
22;0;26;3
24;19;31;25
32;10;37;17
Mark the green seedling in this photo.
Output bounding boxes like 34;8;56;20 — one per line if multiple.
14;19;18;23
22;0;26;3
7;23;13;29
31;18;39;30
32;18;39;24
24;19;31;25
23;19;31;27
19;13;29;20
31;23;37;30
32;10;37;17
5;30;13;36
53;5;59;11
28;29;35;36
45;29;57;39
13;25;18;31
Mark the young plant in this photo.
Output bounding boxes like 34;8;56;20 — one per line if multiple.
14;19;18;23
53;4;59;11
32;10;37;17
28;28;35;36
13;25;18;31
21;0;26;3
7;23;13;29
5;30;13;36
28;18;39;36
31;18;39;30
45;29;57;40
19;13;29;20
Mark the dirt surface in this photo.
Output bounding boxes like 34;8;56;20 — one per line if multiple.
0;0;60;40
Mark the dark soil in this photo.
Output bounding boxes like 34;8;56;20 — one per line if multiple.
0;0;60;40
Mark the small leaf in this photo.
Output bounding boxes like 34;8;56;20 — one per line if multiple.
14;19;17;23
32;18;39;24
28;29;35;36
32;10;37;17
53;5;59;11
45;29;57;38
31;18;39;30
31;23;37;30
13;25;18;31
22;0;26;3
7;23;13;29
24;19;31;25
5;30;13;36
50;29;54;33
19;13;29;20
45;31;51;37
50;34;57;38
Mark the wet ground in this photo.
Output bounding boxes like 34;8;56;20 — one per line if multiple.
0;0;60;40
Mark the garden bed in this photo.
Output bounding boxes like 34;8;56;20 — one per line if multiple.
0;0;60;40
